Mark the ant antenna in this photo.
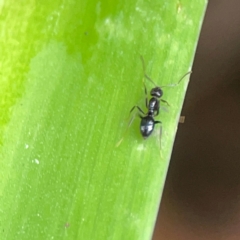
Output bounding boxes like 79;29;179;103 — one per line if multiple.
161;71;192;88
140;55;192;88
140;55;158;87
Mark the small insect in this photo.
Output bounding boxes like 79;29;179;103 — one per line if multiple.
116;56;191;147
129;57;163;139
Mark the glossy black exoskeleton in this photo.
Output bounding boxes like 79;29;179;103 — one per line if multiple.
129;85;162;139
116;56;191;147
129;56;167;139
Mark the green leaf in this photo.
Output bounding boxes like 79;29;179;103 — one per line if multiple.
0;0;206;239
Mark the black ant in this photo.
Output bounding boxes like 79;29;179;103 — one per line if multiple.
116;56;191;147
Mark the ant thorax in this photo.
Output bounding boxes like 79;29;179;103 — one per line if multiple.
148;97;159;116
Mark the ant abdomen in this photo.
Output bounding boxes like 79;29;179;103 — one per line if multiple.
140;115;155;138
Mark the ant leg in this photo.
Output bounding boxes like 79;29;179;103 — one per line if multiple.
159;124;162;150
154;109;159;117
125;104;145;122
160;99;170;106
116;113;137;147
116;106;146;147
130;105;146;115
154;121;162;149
143;82;148;108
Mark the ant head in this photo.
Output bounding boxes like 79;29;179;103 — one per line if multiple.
150;87;163;98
